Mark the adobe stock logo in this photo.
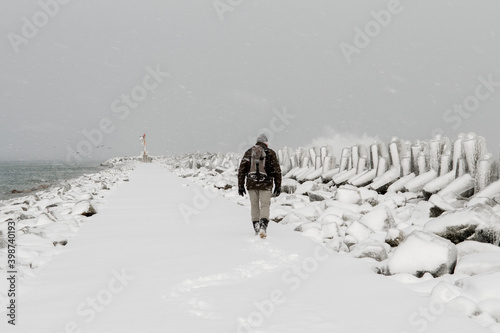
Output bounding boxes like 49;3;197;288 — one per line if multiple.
438;74;499;133
340;0;404;64
178;187;218;225
7;0;72;54
213;0;244;21
59;268;134;333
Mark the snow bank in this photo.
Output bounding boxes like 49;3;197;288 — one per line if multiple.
0;162;135;278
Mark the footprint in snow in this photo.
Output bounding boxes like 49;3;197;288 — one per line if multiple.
163;246;299;319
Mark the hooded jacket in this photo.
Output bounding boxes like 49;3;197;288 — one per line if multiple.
238;142;282;191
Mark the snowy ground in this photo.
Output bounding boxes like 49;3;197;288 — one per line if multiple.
0;162;496;332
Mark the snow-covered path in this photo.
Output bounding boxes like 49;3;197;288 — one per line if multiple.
9;163;488;333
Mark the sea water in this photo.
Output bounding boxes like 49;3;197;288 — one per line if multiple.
0;161;105;201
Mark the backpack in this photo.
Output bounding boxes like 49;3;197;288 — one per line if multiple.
248;145;269;182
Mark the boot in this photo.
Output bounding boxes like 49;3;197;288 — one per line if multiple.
259;218;269;239
252;221;260;235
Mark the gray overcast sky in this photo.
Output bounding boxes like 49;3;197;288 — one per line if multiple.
1;0;500;163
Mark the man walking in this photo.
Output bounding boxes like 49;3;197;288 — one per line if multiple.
238;134;282;238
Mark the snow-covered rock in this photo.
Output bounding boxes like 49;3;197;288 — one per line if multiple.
475;221;500;247
0;231;7;249
359;205;395;232
350;240;389;261
269;206;291;222
336;185;362;205
474;312;498;328
16;232;55;249
317;213;343;226
342;211;362;225
387;231;457;277
424;204;500;245
307;190;335;202
294;221;321;233
214;180;233;190
358;188;379;205
405;200;434;226
455;252;500;276
456;240;500;259
71;200;97;217
36;212;56;226
456;271;500;302
385;228;405;247
478;299;500;322
291;201;308;210
320;222;341;239
295;181;318;195
325;199;361;213
278;194;308;207
295;205;322;221
324;238;349;253
346;221;374;243
78;193;93;201
429;194;458;215
279;212;303;226
294;222;322;240
395;205;412;223
282;178;299;194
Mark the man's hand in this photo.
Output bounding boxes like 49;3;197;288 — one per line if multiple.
273;186;281;197
238;186;246;196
